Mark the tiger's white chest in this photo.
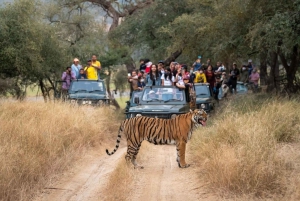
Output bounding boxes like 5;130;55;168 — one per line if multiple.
168;139;176;145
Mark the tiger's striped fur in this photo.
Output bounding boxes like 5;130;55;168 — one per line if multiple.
106;109;207;169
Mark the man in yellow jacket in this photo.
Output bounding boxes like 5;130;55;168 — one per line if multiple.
194;69;207;83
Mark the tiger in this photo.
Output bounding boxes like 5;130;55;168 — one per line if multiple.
106;109;208;169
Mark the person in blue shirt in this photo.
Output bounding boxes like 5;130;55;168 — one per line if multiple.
77;69;87;79
137;76;145;90
145;64;162;86
192;56;202;72
71;58;82;78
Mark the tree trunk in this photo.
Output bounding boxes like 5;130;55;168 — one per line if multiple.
259;50;268;86
105;68;121;110
267;51;280;93
39;79;48;102
279;45;299;93
164;50;183;66
125;57;136;73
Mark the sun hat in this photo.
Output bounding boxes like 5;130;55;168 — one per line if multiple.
74;58;79;62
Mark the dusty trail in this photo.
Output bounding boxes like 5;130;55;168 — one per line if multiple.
34;147;127;201
35;143;216;201
128;143;215;201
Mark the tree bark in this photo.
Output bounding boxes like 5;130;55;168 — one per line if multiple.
39;79;48;102
164;50;183;66
259;50;268;86
105;68;120;109
279;45;299;93
267;51;280;93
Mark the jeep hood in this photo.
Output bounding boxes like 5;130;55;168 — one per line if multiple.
129;104;186;113
196;97;212;103
69;93;108;100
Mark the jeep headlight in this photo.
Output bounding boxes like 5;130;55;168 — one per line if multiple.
201;104;206;109
136;114;142;117
171;114;177;119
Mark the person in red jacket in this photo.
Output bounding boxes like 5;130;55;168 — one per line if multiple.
205;65;215;91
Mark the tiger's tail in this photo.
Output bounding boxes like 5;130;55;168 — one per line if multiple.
106;122;124;155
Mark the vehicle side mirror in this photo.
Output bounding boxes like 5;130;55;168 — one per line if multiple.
134;97;140;104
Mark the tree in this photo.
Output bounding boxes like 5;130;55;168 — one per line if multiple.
0;0;68;100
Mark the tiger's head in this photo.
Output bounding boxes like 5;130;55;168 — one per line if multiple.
190;109;208;127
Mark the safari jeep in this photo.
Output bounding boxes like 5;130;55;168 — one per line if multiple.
54;79;110;106
194;83;214;113
125;90;143;119
125;86;194;119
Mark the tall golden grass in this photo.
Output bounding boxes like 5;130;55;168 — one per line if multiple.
190;96;300;198
0;101;120;201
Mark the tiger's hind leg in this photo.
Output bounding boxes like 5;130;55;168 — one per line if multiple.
125;143;144;169
176;141;190;168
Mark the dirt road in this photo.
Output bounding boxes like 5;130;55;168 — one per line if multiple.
34;143;216;201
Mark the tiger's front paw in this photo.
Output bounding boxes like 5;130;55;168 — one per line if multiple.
179;163;190;168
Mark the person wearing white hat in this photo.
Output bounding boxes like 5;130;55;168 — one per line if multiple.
71;58;82;78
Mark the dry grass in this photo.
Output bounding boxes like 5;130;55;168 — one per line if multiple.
103;156;134;201
190;96;300;198
103;141;151;201
0;101;120;201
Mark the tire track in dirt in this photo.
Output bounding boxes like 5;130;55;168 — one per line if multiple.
128;143;216;201
34;147;126;201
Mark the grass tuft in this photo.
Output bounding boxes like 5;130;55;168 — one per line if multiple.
0;101;120;201
191;96;300;197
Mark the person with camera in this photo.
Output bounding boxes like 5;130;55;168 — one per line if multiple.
175;65;190;89
128;70;139;98
61;66;76;101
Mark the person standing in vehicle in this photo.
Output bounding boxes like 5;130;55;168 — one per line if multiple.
145;64;162;86
205;65;216;91
139;59;146;73
194;69;207;83
249;68;260;93
213;76;222;101
62;67;75;100
228;63;240;94
128;70;139;98
77;69;87;79
137;76;146;90
239;65;249;83
71;58;82;78
161;67;175;86
84;60;98;80
247;59;254;76
91;55;101;79
192;56;202;72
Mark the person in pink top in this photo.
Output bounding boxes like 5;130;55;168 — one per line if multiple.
61;67;76;100
249;68;260;93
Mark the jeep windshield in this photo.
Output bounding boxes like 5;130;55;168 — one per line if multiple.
195;85;210;97
141;87;184;103
70;81;104;93
131;90;143;104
